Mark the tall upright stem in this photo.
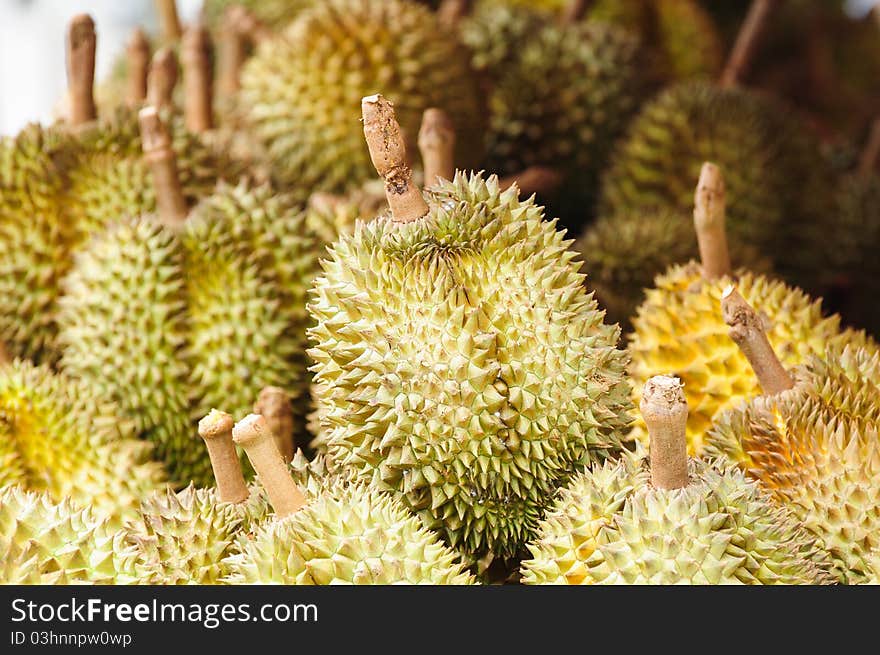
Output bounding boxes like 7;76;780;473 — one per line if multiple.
66;14;97;126
147;48;178;113
641;376;689;491
182;22;214;133
719;0;779;88
218;6;246;96
693;162;731;280
139;106;189;228
198;409;249;504
126;28;151;108
254;387;294;464
418;108;456;187
154;0;182;42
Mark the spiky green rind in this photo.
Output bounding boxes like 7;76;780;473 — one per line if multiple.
57;216;208;487
182;181;317;438
224;480;475;584
705;346;880;583
0;360;166;524
239;0;485;194
627;263;875;455
0;486;140;584
308;173;632;559
520;455;833;585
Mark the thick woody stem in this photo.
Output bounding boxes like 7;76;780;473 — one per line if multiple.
693;162;731;279
126;28;151;108
722;285;795;395
232;6;274;46
562;0;591;24
641;375;689;490
66;14;97;126
719;0;778;88
182;22;214;133
155;0;182;42
498;167;564;197
198;409;249;503
418;108;456;187
362;95;429;223
218;6;246;96
438;0;473;29
139;106;189;227
147;48;178;112
858;118;880;177
233;414;307;518
254;387;294;464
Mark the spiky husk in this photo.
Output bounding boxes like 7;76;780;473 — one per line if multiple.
705;346;880;583
0;360;165;523
57;215;207;487
627;262;875;454
0;486;140;584
239;0;485;195
223;480;475;584
308;173;632;559
520;454;832;584
305;180;388;246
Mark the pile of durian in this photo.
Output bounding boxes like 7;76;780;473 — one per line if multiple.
1;0;879;585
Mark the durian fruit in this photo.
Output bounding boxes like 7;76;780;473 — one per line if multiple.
238;0;485;195
627;163;874;455
223;413;475;584
0;486;140;584
520;375;833;585
308;97;632;561
704;300;880;584
0;360;165;523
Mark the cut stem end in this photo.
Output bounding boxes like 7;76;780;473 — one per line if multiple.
641;375;689;490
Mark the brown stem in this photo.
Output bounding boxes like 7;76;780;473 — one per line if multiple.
154;0;182;42
438;0;473;29
198;409;249;503
147;47;178;113
858;118;880;178
693;162;731;280
218;6;246;96
125;28;150;108
362;94;429;224
719;0;778;89
0;341;10;367
562;0;591;24
139;106;189;227
66;14;97;126
498;167;564;197
418;108;456;187
231;6;274;46
182;22;214;133
233;414;307;518
721;285;794;395
254;387;294;464
641;375;689;490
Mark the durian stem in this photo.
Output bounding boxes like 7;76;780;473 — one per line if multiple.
418;108;456;187
438;0;473;29
233;6;274;46
362;94;429;224
0;341;10;367
154;0;182;42
139;106;189;227
562;0;591;24
641;375;689;490
694;162;731;280
198;410;249;504
721;285;795;395
719;0;778;88
182;22;214;133
147;48;179;113
218;6;246;96
233;414;307;518
126;28;151;109
254;387;294;464
66;14;97;126
498;167;564;197
858;118;880;178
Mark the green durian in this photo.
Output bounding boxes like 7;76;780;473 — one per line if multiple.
0;360;165;523
238;0;485;195
705;345;880;584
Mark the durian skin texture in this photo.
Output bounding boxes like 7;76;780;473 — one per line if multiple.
308;173;632;559
224;480;475;584
627;262;874;455
705;347;880;584
239;0;485;195
520;455;832;585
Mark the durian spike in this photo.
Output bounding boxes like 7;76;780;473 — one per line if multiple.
362;94;429;224
562;0;591;24
858;117;880;177
147;48;178;113
198;409;249;503
182;21;214;133
253;387;294;464
233;414;307;518
231;6;274;46
499;167;564;198
719;0;779;88
154;0;182;42
66;14;97;126
418;108;456;187
218;5;247;96
438;0;473;29
139;106;189;227
721;285;795;395
125;28;151;108
693;162;731;280
641;375;689;490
